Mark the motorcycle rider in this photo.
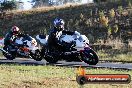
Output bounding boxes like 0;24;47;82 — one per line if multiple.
4;26;21;49
48;18;80;51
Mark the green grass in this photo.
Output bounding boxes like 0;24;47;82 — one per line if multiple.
97;50;132;62
0;64;132;88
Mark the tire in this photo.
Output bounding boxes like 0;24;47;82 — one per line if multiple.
44;51;59;64
2;46;15;60
81;49;99;65
32;49;42;61
3;52;15;60
40;46;46;58
45;55;59;64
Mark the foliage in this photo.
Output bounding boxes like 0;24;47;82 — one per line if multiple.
90;9;92;16
108;26;112;35
0;0;17;11
93;0;107;3
128;1;132;8
109;8;115;18
107;25;118;38
80;13;84;19
0;2;131;46
118;6;123;14
32;0;82;7
99;15;109;27
113;24;118;33
99;10;104;17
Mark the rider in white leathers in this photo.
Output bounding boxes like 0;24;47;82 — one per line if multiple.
48;18;79;51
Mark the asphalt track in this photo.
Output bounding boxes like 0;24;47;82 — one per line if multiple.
0;58;132;70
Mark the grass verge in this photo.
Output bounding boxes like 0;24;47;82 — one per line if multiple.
0;64;132;88
97;49;132;62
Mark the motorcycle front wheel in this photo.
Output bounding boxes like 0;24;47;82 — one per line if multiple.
31;49;42;61
80;49;99;65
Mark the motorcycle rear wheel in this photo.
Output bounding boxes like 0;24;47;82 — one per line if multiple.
45;56;58;63
2;46;16;60
3;52;15;60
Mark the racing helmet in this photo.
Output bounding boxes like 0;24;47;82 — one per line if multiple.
53;18;65;31
11;26;20;35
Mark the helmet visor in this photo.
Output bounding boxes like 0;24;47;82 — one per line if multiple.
13;31;19;35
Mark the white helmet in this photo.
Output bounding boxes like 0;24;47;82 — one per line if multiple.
11;26;20;35
53;18;65;31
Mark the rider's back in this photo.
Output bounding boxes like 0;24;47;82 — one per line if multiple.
4;31;13;45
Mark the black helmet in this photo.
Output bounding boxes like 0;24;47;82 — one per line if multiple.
53;18;65;31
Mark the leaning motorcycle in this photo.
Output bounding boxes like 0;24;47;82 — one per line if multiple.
36;31;99;65
0;34;42;61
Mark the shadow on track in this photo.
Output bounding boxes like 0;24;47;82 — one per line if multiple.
0;59;46;66
0;58;132;71
0;58;85;66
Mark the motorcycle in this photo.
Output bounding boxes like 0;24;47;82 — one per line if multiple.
36;31;99;65
0;34;42;61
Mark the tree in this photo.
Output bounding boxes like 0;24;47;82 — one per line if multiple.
31;0;49;7
17;0;24;10
0;0;17;11
31;0;82;7
93;0;107;3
